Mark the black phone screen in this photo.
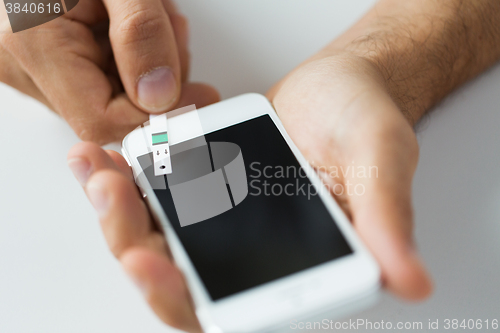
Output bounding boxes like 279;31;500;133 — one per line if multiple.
138;115;352;301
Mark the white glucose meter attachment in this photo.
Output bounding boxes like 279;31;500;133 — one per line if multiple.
149;113;172;176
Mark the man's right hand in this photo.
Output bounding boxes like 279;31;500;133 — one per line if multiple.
0;0;219;144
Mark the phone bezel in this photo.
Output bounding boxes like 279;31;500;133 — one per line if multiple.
122;93;380;332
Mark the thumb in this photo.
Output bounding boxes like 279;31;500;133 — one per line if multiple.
346;135;433;300
352;177;433;300
105;0;181;113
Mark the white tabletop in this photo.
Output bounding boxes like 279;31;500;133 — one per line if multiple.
1;1;499;332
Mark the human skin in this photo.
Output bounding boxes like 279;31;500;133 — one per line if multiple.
64;0;500;332
0;0;219;143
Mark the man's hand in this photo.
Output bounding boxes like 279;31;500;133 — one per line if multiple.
67;142;203;333
267;53;432;299
0;0;219;144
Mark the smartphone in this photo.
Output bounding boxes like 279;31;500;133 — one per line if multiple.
122;93;380;332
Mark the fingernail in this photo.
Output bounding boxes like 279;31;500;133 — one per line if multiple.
86;181;109;217
68;158;92;186
138;67;177;112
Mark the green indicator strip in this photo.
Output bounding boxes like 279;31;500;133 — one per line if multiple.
152;132;168;145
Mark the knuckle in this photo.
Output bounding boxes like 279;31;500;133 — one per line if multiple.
76;128;97;143
113;5;165;46
0;49;9;84
74;122;110;145
108;239;127;259
0;30;14;49
164;317;186;332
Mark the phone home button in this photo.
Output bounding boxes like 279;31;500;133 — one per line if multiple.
276;283;313;309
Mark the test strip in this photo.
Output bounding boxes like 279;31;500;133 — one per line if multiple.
149;113;172;176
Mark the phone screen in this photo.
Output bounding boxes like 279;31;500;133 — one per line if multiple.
138;115;352;301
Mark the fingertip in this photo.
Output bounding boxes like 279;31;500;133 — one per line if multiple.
402;252;433;300
385;248;433;301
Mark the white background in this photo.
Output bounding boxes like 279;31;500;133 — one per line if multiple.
1;1;499;332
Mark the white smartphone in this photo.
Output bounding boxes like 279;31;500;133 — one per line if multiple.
122;93;380;333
